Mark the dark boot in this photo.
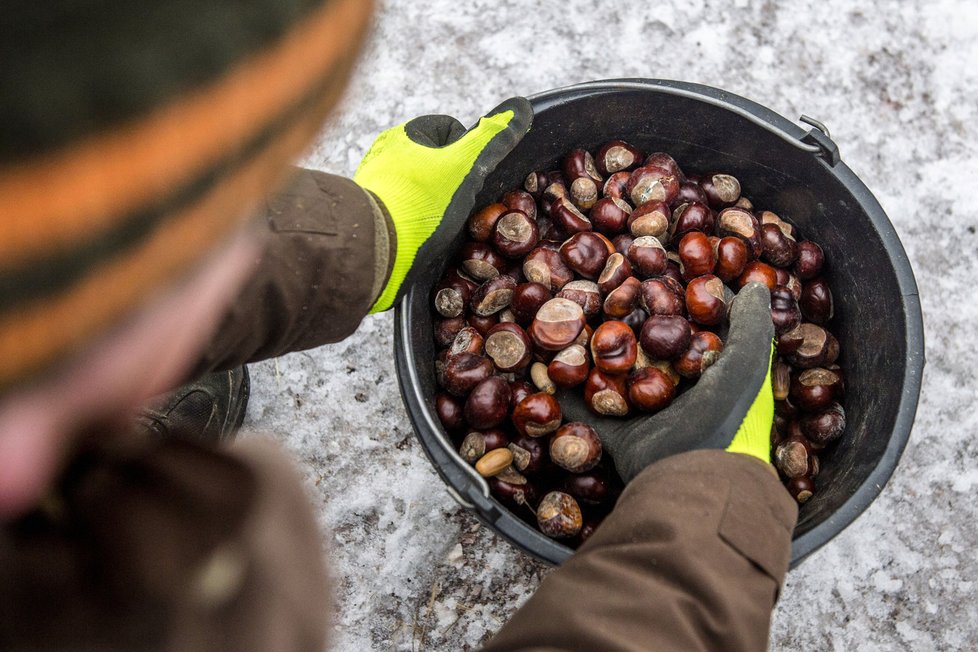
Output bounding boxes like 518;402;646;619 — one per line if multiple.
136;366;250;445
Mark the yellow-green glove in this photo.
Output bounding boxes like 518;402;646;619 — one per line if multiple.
354;98;532;312
557;283;776;482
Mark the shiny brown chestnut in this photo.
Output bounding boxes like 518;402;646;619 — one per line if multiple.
786;475;816;503
508;434;549;475
794;241;825;279
597;253;633;294
435;392;465;432
433;272;477;318
509;282;552;325
737;261;778;290
640;276;685;316
789;367;843;412
628;367;676;412
670;201;714;240
644;152;684;180
570;177;599;211
536;491;584;538
627;236;668;278
548;344;590;388
557;280;602;316
550;423;603;473
628;201;671;240
467;202;507;242
523;170;549;198
523;247;574;291
470;275;517;316
800;402;846;445
509;379;535;408
490;473;538;511
458;241;505;281
678;231;717;281
674;181;710;207
627;165;680;206
528;298;587;351
563;148;603;184
770;285;802;336
466;313;499;337
590;321;639;374
485;322;532;372
550;196;593;234
584;368;630;416
512;392;562;438
759;222;799;267
757;210;794;238
603;276;642;318
596;140;644;176
700;172;741;208
685;275;729;326
612;233;635;255
441;352;494;397
502;189;537;221
716;207;761;257
562;471;613;505
675;331;724;378
458;428;510;463
800;277;834;325
782;323;839;368
775;438;813;478
492;209;539;259
640;314;692;360
560;232;611;279
433;316;467;348
602;171;631;200
714;236;749;282
590;197;632;235
449;326;485;357
463;376;512;429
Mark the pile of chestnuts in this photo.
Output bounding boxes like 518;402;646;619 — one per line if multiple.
431;140;845;545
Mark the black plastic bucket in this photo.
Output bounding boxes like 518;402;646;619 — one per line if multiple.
394;79;925;567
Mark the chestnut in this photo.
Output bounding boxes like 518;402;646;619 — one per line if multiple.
800;277;834;325
596;139;643;176
492;209;539;258
737;260;778;290
622;306;648;334
640;276;685;316
463;376;512;429
789;367;843;412
468;202;507;242
628;367;676;412
433;316;466;348
508;434;549;475
523;170;549;198
550;423;603;473
470;275;517;316
685;275;729;326
560;232;612;279
458;241;505;281
584;368;630;416
459;428;509;463
590;197;632;235
563;148;603;184
509;379;535;408
759;222;799;267
590;320;638;374
551;196;593;234
734;196;754;211
713;236;749;282
678;231;717;281
786;475;816;503
523;247;574;291
602;171;632;200
512;392;562;437
627;165;680;206
528;298;586;351
775;438;812;479
557;280;603;316
628;201;671;240
485;322;532;372
627;236;668;278
435;392;465;432
536;491;583;538
548;344;590;388
640;314;692;360
782;323;839;368
597;253;633;294
700;172;741;208
466;313;499;337
570;177;600;211
757;210;794;238
674;331;724;378
449;326;485;357
644;152;684;181
717;207;761;258
670;202;714;240
502;189;537;222
490;474;538;511
563;470;613;505
475;447;515;478
603;276;642;318
509;282;552;325
770;285;802;336
800;402;846;445
674;181;710;207
612;233;636;255
794;241;825;279
441;352;494;397
433;272;477;318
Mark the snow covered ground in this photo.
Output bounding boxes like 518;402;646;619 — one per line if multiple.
238;1;978;649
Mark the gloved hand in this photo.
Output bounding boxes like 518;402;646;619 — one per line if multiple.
558;283;775;483
354;98;533;313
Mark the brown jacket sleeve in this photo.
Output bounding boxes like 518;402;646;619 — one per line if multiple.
482;450;798;652
192;167;395;375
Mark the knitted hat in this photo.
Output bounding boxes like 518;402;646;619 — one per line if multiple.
0;0;373;392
